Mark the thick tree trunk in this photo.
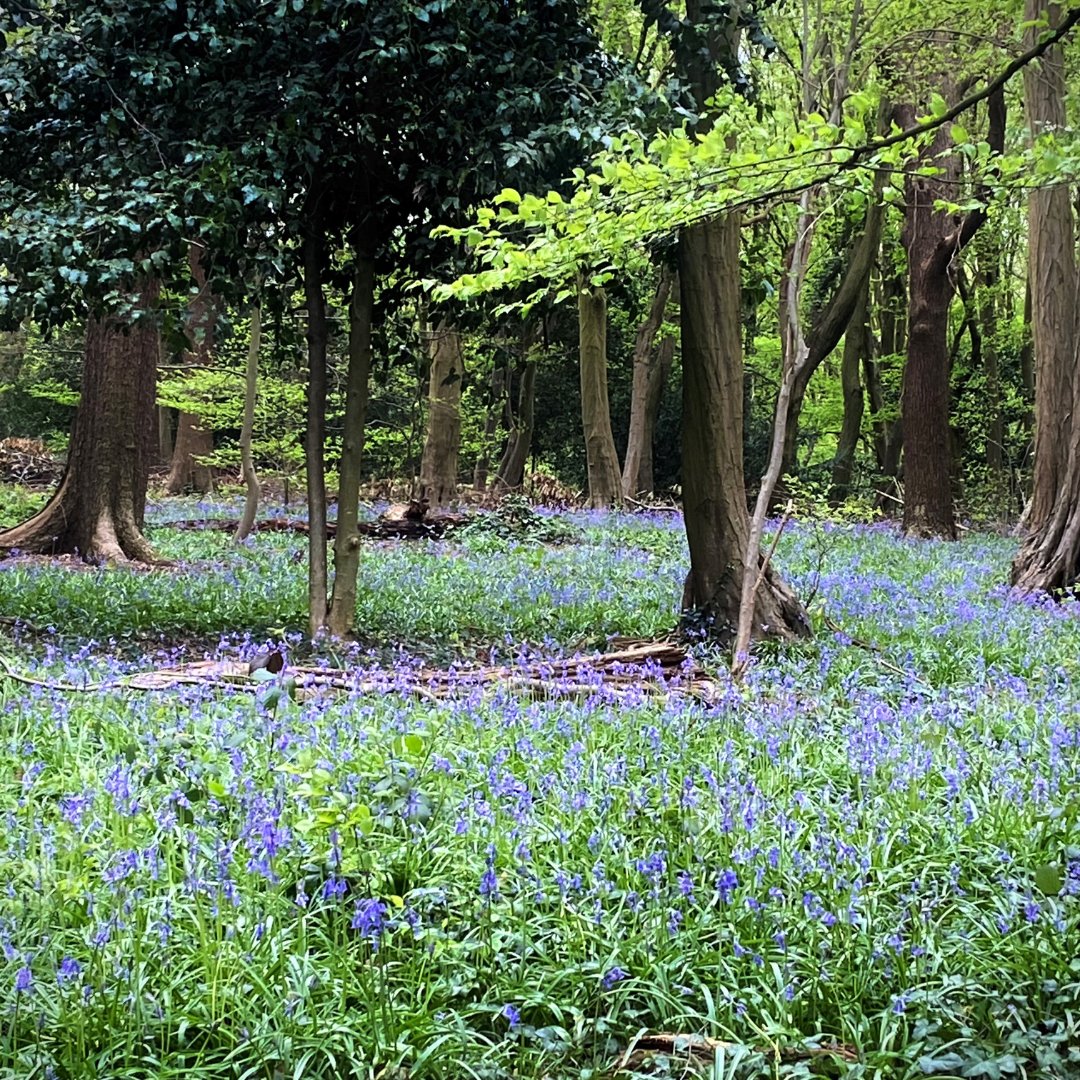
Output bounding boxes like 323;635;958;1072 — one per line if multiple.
0;282;160;562
897;84;1005;539
234;304;262;544
830;277;870;503
678;215;808;643
1023;0;1078;534
623;264;674;500
304;227;329;636
1012;0;1080;592
492;353;537;495
327;254;375;639
578;277;623;509
418;319;463;506
166;245;216;495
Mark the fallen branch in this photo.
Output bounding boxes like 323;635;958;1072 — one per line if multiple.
616;1031;858;1074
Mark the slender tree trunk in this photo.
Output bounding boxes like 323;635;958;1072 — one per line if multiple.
418;319;463;506
234;304;262;544
1022;0;1078;534
327;254;375;639
473;364;506;491
897;82;1005;539
304;227;329;636
0;281;160;561
166;244;216;495
623;263;674;500
639;334;675;496
157;406;173;464
973;233;1007;509
679;215;808;642
492;343;537;496
577;276;622;509
830;277;871;502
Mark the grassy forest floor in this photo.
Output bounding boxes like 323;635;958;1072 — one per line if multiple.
0;493;1078;1079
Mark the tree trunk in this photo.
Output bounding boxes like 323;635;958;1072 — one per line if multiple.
776;102;888;486
678;214;808;643
304;227;329;637
166;412;214;494
623;263;674;500
327;254;375;639
578;276;623;509
830;277;870;503
157;406;173;464
1022;0;1078;534
897;83;1005;539
418;319;463;506
0;282;160;562
492;343;537;496
639;334;675;496
1011;0;1080;592
166;244;216;495
234;304;262;544
473;364;506;491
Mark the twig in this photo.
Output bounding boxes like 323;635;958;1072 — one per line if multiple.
823;614;928;685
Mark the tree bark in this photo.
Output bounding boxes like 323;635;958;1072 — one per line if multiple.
622;264;674;500
897;82;1005;539
166;412;214;494
677;0;807;648
639;334;675;496
418;319;463;506
234;304;262;544
304;226;329;636
830;275;871;503
0;282;160;561
492;327;538;495
473;364;506;491
157;405;173;464
1011;0;1080;592
327;254;375;639
1022;0;1078;534
166;244;216;495
577;277;623;509
678;215;808;643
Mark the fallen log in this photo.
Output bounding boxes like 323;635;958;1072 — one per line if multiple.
155;504;471;540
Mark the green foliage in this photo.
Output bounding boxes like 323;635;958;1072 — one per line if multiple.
0;484;46;529
457;494;584;545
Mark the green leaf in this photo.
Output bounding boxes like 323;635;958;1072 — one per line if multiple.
1034;863;1063;896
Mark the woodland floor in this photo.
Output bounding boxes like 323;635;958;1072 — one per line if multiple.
0;491;1077;1079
